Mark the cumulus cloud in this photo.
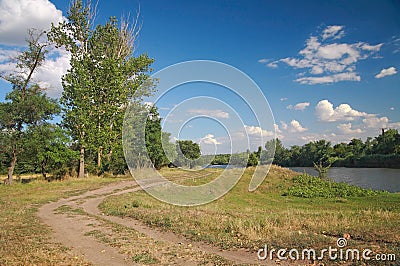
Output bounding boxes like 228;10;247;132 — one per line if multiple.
375;67;397;79
337;123;363;134
315;99;367;122
35;47;71;98
244;125;274;137
362;116;389;128
280;97;288;101
261;25;383;84
188;109;229;119
289;119;307;133
201;134;221;145
287;102;310;111
280;121;288;131
277;120;307;133
0;0;64;46
0;0;69;97
0;45;71;98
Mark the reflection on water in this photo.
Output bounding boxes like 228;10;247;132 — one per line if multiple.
289;167;400;192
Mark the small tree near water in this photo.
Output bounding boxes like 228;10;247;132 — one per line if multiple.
313;155;337;179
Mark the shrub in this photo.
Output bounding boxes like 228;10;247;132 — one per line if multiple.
284;174;386;198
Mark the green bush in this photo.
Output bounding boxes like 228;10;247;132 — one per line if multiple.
284;174;386;198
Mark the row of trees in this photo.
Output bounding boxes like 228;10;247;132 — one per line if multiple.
204;129;400;172
268;129;400;168
0;1;156;184
2;1;398;184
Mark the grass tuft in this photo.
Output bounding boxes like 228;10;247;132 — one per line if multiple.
284;173;387;198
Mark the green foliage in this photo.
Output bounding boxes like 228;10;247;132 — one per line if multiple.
229;153;248;167
0;30;60;183
247;152;259;167
285;174;384;198
271;129;400;168
145;107;175;169
174;140;201;168
207;154;231;165
19;124;77;178
49;0;154;176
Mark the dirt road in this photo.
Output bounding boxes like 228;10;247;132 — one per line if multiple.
38;179;289;265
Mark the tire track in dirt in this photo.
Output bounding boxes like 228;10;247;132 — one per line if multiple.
39;179;290;265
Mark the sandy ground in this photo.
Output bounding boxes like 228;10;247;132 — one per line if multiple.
38;179;297;265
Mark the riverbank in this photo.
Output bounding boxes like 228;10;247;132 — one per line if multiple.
100;166;400;265
289;167;400;192
1;166;398;265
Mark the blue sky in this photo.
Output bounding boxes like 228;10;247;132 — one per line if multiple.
0;0;399;153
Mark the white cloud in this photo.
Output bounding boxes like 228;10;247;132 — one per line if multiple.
315;100;367;122
273;123;284;139
280;97;288;101
264;25;382;84
0;0;68;97
188;109;229;119
267;62;278;68
322;25;344;40
289;119;307;133
0;0;64;46
375;67;397;79
201;134;221;145
0;45;71;98
280;121;288;131
244;125;274;137
362;116;389;128
273;123;281;133
35;46;71;97
390;107;395;111
361;43;383;51
0;48;19;74
296;72;360;84
258;58;279;68
287;102;310;111
337;123;363;134
277;120;307;134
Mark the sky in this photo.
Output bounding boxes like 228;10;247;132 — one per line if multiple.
0;0;399;154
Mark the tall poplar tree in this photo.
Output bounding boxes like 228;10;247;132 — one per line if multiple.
49;0;153;177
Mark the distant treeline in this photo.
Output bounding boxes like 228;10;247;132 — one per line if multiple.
207;129;400;168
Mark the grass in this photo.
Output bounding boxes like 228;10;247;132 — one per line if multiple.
56;201;232;265
285;173;386;198
99;165;400;265
0;175;125;265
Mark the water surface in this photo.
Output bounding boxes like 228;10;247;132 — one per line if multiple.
289;167;400;192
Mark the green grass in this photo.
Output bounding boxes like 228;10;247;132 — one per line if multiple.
0;176;125;265
132;251;160;264
99;165;400;265
285;173;386;198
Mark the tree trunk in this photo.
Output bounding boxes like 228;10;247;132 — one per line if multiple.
6;151;17;185
107;148;112;162
79;146;85;178
41;161;47;180
97;146;103;169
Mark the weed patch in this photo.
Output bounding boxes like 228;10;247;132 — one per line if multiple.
284;174;386;198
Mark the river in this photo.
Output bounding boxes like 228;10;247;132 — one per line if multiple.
289;167;400;192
